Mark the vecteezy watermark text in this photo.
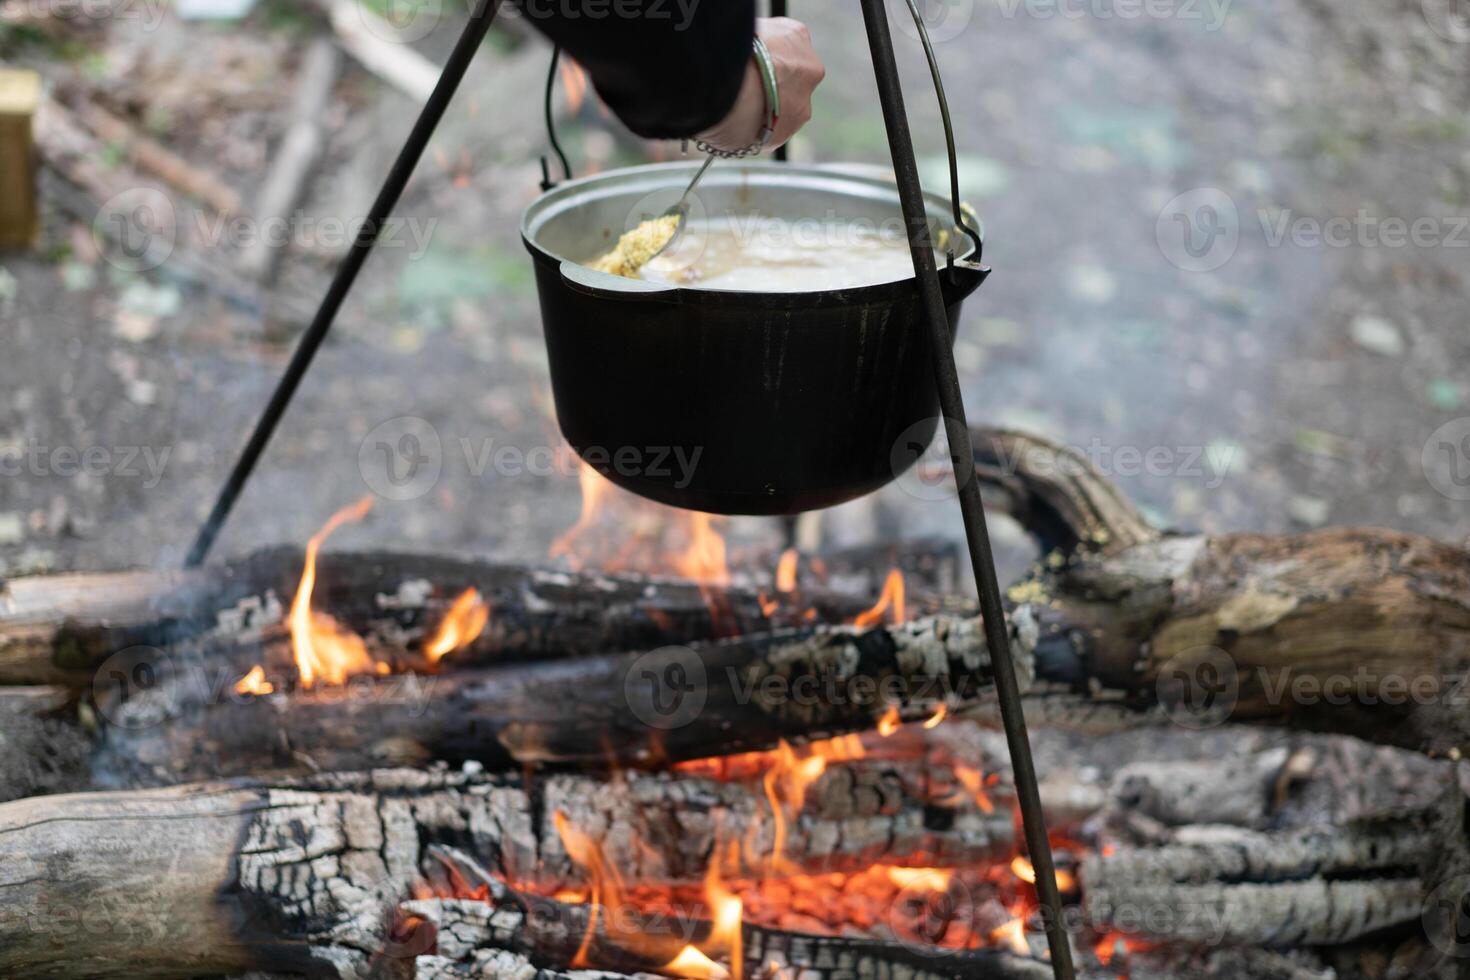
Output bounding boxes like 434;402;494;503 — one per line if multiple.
0;441;171;488
994;0;1233;30
358;416;703;502
1158;187;1470;273
506;0;702;30
1;0;167;30
94;187;438;273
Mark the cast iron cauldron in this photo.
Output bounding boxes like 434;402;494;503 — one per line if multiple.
522;161;987;515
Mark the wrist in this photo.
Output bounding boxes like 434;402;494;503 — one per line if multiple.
694;41;778;156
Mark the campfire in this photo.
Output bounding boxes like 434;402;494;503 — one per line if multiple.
2;426;1467;980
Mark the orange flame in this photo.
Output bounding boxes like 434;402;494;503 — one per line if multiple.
953;764;996;815
853;569;906;628
1010;855;1076;893
774;548;798;593
290;497;381;688
550;463;615;565
990;915;1030;955
554;810;628;967
664;839;742;980
560;59;589;115
233;665;274;696
923;703;948;728
663;946;729;980
876;705;902;737
424;588;489;663
673;734;865;783
675;513;730;585
761;742;824;875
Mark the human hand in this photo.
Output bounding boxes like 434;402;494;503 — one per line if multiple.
696;17;825;154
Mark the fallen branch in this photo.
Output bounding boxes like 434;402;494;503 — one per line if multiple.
237;39;341;282
66;98;243;215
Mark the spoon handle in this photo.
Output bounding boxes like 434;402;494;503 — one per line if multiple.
673;155;715;213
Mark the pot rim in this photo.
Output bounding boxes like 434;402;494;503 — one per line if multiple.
521;161;984;304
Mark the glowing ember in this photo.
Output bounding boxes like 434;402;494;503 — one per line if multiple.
289;497;381;688
886;867;953;891
853;569;905;628
233;664;273;696
876;705;902;737
427;727;1077;974
423;587;489;664
774;548;798;593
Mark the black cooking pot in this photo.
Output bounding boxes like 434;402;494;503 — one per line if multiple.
522;162;987;515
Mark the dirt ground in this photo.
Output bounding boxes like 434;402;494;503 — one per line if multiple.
1;0;1466;583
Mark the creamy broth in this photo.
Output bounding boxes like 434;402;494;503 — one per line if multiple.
633;215;938;292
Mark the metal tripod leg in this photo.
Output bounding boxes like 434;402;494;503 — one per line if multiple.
184;0;505;568
858;0;1076;975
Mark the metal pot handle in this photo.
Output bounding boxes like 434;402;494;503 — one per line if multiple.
899;0;984;265
538;5;984;265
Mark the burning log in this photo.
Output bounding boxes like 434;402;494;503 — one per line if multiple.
0;546;959;688
93;611;1004;783
402;893;1055;980
6;427;1467;765
0;747;1013;980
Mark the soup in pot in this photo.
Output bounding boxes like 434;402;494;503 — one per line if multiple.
586;214;945;292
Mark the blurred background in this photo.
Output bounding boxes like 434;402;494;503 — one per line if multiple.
0;0;1466;583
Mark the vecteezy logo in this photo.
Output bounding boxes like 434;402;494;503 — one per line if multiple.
91;645;176;730
887;873;976;954
93;187;177;273
358;416;443;501
1156;188;1240;273
360;0;442;43
1154;646;1238;730
1423;418;1470;501
1424;875;1470;958
891;416;974;502
623;646;706;730
891;0;976;43
1423;0;1470;42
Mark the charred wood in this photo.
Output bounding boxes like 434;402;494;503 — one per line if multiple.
0;761;1005;979
93;613;1008;781
0;548;952;689
402;895;1054;980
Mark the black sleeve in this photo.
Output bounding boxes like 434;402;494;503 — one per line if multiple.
514;0;755;139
